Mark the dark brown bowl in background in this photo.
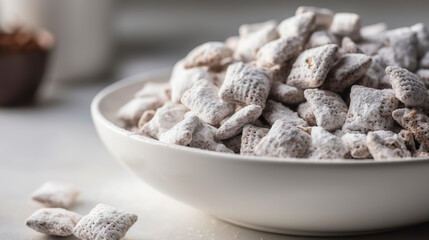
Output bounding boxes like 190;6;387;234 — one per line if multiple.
0;29;53;106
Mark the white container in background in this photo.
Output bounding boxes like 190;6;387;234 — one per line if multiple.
0;0;114;81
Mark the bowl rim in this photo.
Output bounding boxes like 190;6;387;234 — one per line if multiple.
91;69;429;166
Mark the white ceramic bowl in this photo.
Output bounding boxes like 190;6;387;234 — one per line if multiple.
91;70;429;236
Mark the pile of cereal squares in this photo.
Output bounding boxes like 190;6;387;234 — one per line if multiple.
117;6;429;160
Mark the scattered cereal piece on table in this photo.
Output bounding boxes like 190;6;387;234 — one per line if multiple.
73;204;137;240
32;181;79;209
26;208;81;236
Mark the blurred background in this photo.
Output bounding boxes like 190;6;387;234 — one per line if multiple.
1;0;429;90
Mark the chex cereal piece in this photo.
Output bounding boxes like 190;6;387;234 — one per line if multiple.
239;20;277;37
271;62;293;83
295;6;334;29
341;132;371;159
254;120;311;158
392;108;429;151
169;60;214;103
278;12;316;40
416;69;429;88
323;53;372;92
139;103;188;139
356;55;386;89
183;42;233;69
26;208;81;236
182;80;235;125
116;97;162;128
159;114;200;145
189;123;233;153
309;127;349;159
262;100;308;127
304;89;348;131
344;85;399;132
235;21;279;62
367;130;411;160
137;110;156;129
32;181;79;209
297;102;317;126
305;31;338;49
73;204;137;240
384;28;418;72
361;23;387;41
269;80;305;105
341;37;363;54
399;129;417;153
330;13;361;41
358;41;383;56
256;36;302;68
386;66;429;107
134;82;170;103
420;51;429;69
215;105;262;140
414;149;429;157
225;36;240;51
240;124;269;155
286;44;338;89
411;23;429;58
223;134;242;154
219;62;273;108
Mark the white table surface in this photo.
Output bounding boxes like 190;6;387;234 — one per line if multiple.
2;73;429;240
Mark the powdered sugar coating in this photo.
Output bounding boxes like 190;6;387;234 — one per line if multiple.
159;114;200;145
330;13;361;41
341;37;363;54
297;102;317;126
356;55;386;89
219;62;273;108
323;53;372;92
410;23;429;58
304;89;348;131
31;181;79;209
269;80;305;105
117;97;162;128
169;60;214;103
184;42;233;69
383;28;418;72
309;127;348;159
182;80;234;125
286;44;338;89
344;85;399;132
140;103;188;139
215;105;262;140
399;129;417;153
254;120;311;158
223;134;242;154
262;100;308;127
306;31;338;49
235;21;279;62
73;204;137;240
392;108;429;151
341;132;372;159
367;130;411;160
386;66;428;108
26;208;82;236
256;36;302;68
295;6;334;29
416;69;429;88
240;124;269;155
278;12;316;40
189;123;233;153
137;110;156;129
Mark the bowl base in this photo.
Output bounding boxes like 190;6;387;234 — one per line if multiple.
217;217;400;237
